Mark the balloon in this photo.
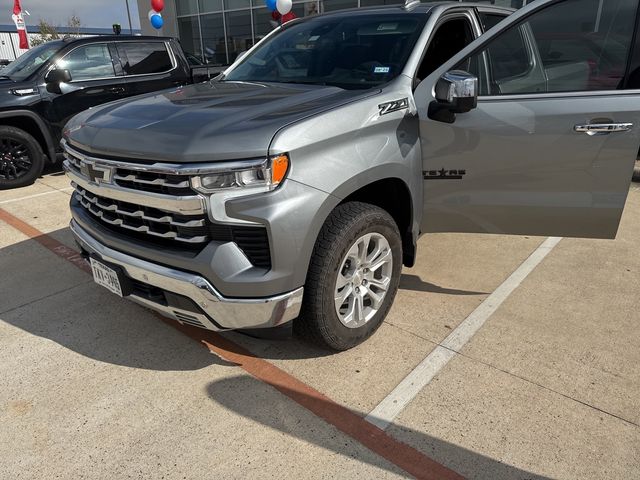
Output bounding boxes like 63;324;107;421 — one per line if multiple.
151;0;165;12
150;14;163;29
148;9;159;20
276;0;292;14
264;0;277;12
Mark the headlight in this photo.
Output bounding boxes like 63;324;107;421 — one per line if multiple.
191;154;289;194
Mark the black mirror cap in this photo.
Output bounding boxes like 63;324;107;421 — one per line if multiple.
45;68;72;84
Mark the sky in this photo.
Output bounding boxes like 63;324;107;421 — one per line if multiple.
8;0;142;30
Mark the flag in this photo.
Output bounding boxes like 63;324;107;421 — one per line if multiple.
12;0;29;50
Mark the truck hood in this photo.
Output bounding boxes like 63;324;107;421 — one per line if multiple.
65;81;379;163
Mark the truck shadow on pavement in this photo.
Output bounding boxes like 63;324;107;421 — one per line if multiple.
207;375;553;480
0;235;236;372
400;274;488;295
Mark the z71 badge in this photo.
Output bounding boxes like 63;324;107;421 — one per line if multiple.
378;98;409;116
423;169;466;180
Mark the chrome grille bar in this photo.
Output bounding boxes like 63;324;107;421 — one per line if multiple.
74;185;205;228
64;162;205;215
112;173;191;189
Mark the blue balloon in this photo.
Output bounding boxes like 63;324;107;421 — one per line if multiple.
150;14;164;29
265;0;277;11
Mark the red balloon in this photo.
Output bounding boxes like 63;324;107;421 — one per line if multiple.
151;0;164;12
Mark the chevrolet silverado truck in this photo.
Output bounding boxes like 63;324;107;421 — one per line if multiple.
0;35;220;190
64;0;640;350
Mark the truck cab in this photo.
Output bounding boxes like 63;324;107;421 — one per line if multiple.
64;1;640;350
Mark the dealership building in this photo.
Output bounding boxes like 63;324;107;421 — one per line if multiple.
136;0;526;66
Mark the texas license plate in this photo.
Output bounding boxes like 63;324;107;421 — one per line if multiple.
90;258;123;297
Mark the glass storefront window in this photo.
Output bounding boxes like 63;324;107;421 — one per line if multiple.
176;0;199;16
321;0;358;12
199;0;223;13
201;13;228;65
359;0;403;6
177;16;203;61
253;8;276;40
226;0;252;9
225;10;253;62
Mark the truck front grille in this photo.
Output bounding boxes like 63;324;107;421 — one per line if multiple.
74;185;209;245
64;142;272;269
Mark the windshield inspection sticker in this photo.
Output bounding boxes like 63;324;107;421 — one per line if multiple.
374;66;390;74
377;23;398;31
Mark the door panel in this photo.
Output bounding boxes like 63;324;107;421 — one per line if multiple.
419;94;640;238
41;42;125;140
416;0;640;239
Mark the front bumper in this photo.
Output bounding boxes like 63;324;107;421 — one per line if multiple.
70;219;304;331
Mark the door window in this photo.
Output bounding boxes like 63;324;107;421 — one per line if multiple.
416;16;475;83
462;0;639;95
116;42;174;76
58;44;116;81
478;12;509;32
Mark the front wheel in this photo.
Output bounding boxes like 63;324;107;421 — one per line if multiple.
0;126;45;190
296;202;402;351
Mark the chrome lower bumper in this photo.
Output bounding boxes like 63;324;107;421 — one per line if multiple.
70;219;303;331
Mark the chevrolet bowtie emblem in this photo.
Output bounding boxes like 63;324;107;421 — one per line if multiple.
80;162;112;184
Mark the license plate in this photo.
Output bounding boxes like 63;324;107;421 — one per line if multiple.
90;258;123;297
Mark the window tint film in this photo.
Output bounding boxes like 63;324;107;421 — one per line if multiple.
478;13;509;32
417;17;475;82
59;44;115;81
463;0;639;95
117;42;173;75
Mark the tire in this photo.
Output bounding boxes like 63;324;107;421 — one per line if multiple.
296;201;403;351
633;159;640;182
0;126;45;190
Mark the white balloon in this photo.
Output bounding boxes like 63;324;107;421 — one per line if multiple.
276;0;292;15
148;9;160;20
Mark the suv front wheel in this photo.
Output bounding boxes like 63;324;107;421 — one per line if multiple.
0;126;45;190
296;202;402;351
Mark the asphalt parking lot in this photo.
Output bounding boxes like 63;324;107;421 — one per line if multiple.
1;171;639;480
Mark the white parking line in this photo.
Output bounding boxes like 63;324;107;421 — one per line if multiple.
365;236;563;430
0;187;74;205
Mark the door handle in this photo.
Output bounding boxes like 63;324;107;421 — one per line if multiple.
574;123;633;136
108;87;125;94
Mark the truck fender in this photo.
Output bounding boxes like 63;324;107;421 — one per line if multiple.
0;110;57;163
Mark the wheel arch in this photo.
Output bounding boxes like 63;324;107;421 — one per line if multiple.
0;110;56;163
338;175;418;268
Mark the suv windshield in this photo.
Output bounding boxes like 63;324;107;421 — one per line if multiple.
225;13;428;90
2;41;63;81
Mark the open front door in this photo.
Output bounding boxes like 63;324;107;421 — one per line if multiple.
416;0;640;239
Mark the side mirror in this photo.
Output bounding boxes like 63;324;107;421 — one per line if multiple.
45;68;72;84
428;70;478;124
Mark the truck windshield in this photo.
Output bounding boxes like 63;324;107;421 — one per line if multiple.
224;14;428;90
2;41;63;81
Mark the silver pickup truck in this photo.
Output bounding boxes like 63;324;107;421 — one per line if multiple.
63;0;640;350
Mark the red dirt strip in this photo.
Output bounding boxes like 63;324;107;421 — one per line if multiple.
0;207;464;480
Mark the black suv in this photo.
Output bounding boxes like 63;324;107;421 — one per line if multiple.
0;36;192;189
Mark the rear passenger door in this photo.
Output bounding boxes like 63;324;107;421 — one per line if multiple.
115;41;183;97
416;0;640;239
